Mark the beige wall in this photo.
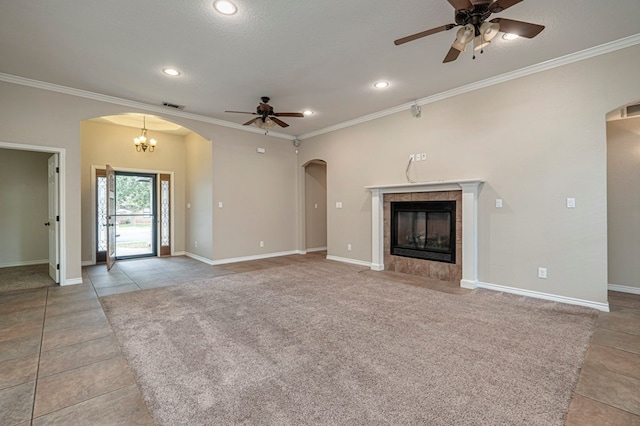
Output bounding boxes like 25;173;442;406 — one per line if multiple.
607;116;640;290
305;161;327;250
210;126;298;260
0;149;50;266
298;45;640;305
185;132;213;260
0;81;299;282
80;120;187;263
1;43;639;300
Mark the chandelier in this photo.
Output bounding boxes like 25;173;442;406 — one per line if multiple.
133;116;157;152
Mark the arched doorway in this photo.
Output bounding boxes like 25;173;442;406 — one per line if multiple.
304;160;327;252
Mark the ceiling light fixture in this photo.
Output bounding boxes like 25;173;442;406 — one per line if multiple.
254;117;277;134
133;116;157;152
162;68;181;76
213;0;237;15
374;81;389;89
502;33;519;40
303;110;314;116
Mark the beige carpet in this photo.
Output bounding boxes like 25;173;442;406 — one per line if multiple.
101;261;598;425
0;264;56;294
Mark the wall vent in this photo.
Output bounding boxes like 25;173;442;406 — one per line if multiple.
626;103;640;118
161;102;185;110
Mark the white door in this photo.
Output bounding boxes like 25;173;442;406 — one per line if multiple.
47;154;60;283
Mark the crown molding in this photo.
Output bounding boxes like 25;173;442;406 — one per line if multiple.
2;33;639;142
0;73;294;140
297;33;640;140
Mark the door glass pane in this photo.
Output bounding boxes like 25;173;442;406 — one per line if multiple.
115;175;155;257
161;180;170;246
97;176;107;252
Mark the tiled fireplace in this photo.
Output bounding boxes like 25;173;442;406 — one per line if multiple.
366;180;483;289
385;191;461;282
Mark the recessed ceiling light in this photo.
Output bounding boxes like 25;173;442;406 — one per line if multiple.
374;81;390;89
162;68;181;76
303;110;314;116
502;33;519;41
213;0;237;15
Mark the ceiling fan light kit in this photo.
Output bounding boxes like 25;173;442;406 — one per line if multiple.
394;0;544;63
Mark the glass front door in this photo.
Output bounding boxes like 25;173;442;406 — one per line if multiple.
96;170;162;261
114;172;157;258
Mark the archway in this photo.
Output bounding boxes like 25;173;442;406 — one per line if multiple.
303;160;327;253
81;113;213;266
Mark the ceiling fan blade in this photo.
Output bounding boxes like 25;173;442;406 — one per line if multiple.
226;110;258;115
443;46;462;63
394;24;456;46
243;118;259;126
274;112;304;117
490;18;544;38
447;0;473;11
489;0;523;13
270;117;289;128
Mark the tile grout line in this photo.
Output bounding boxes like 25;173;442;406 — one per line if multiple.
574;393;640;419
30;287;50;425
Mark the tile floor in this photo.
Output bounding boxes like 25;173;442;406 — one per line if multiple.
1;252;639;425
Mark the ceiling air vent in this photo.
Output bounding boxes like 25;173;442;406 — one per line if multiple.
626;103;640;118
161;102;185;110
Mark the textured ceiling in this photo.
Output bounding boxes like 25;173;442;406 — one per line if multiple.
1;0;640;138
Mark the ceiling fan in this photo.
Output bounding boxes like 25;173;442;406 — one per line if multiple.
225;97;304;130
394;0;544;63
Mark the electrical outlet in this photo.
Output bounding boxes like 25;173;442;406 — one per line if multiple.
567;198;576;208
538;267;547;279
421;153;427;160
260;241;264;248
496;199;503;208
347;244;352;251
409;154;415;161
415;153;421;161
194;241;198;248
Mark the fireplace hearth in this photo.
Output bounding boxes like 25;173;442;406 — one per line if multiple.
391;201;456;263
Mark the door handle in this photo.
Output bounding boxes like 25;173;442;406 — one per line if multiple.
44;221;50;227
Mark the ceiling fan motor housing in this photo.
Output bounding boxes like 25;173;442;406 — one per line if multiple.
455;4;492;31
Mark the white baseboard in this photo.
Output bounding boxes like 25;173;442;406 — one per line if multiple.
326;255;372;268
184;252;215;265
476;281;610;312
370;263;384;271
306;246;327;253
185;250;302;266
173;251;186;256
0;259;48;268
61;277;84;286
608;284;640;295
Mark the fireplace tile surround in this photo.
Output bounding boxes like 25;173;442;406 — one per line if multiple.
385;191;462;282
366;180;484;289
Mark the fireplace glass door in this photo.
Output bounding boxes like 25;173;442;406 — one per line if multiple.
391;201;456;263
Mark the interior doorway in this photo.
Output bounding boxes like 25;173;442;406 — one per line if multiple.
304;160;327;252
96;168;172;262
0;142;65;286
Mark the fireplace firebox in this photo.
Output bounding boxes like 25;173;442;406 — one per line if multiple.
391;201;456;263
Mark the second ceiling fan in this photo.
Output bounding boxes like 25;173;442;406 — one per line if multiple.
394;0;544;63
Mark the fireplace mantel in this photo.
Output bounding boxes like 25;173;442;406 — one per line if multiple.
365;180;484;289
